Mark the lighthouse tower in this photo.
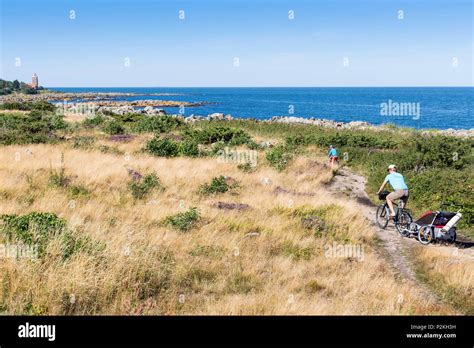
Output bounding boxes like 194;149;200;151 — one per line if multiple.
31;73;38;89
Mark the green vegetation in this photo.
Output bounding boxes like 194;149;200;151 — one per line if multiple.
128;172;164;200
0;79;46;95
134;115;184;133
0;109;66;145
199;175;239;195
165;207;200;232
266;145;295;171
145;136;180;157
182;125;251;146
0;100;55;112
0;212;66;255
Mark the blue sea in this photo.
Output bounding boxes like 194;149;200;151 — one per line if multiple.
50;87;473;130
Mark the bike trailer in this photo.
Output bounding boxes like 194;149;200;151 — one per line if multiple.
414;211;461;242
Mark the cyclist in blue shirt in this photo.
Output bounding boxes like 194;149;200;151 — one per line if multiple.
328;145;338;167
377;164;409;218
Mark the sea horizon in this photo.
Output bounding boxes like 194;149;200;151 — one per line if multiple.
48;86;474;130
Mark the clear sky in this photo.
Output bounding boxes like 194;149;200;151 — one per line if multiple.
0;0;472;87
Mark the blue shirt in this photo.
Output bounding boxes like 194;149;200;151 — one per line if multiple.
384;172;408;190
329;148;337;157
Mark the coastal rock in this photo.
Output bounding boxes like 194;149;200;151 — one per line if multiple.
208;112;225;120
144;106;166;116
184;115;207;122
270;116;372;130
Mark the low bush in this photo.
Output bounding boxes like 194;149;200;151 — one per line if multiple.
199;176;239;195
266;145;294;171
0;110;67;145
102;121;125;135
0;101;56;112
0;212;67;255
183;126;251;145
145;136;180;157
165;207;200;232
134;115;184;133
129;172;164;200
178;139;200;157
82;115;105;127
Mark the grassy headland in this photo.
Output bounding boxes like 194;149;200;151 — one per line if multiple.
0;101;472;314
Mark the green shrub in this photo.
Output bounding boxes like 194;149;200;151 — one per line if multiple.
0;212;67;255
0;111;66;145
129;172;164;200
266;145;294;171
83;115;105;127
134;115;184;133
178;139;200;157
102;121;125;135
0;101;55;112
145;136;180;157
111;112;143;124
165;207;200;232
183;126;251;145
199;175;238;195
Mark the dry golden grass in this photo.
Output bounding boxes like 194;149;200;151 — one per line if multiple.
409;245;473;314
0;136;458;315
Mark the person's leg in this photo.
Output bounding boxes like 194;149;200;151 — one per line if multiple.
386;198;395;216
387;190;403;216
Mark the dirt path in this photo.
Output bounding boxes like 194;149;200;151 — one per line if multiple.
326;167;422;281
326;166;473;309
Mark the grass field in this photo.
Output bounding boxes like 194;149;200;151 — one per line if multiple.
0;105;472;314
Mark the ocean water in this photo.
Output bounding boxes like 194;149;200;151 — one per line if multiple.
50;87;473;130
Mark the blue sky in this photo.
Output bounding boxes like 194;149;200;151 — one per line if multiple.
1;0;472;87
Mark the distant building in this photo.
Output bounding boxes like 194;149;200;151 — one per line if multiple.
30;73;38;89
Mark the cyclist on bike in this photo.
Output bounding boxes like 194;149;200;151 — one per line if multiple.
377;164;409;219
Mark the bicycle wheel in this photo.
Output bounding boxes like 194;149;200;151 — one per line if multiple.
395;210;413;235
376;204;389;229
418;225;433;245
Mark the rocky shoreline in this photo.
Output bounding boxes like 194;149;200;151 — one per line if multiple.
1;92;472;137
183;114;474;137
267;116;474;137
0;92;205;108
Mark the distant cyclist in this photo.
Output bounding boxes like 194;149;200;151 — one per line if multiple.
377;164;409;218
328;145;338;167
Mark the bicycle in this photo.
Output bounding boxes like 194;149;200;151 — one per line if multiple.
375;191;413;235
